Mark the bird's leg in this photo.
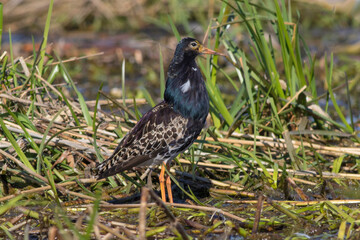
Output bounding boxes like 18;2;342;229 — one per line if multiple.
159;163;166;202
166;163;173;204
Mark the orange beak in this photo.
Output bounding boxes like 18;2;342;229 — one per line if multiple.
199;45;225;56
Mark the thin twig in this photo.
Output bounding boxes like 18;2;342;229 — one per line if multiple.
0;149;51;186
139;187;149;240
2;123;112;156
96;202;247;223
252;194;264;234
97;222;130;240
99;90;137;119
0;94;49;107
50;52;104;65
224;199;360;206
86;98;147;107
147;188;190;240
0;178;102;202
286;177;310;201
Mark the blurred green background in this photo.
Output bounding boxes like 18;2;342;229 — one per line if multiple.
2;0;360;126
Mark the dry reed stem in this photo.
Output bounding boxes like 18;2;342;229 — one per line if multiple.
286;177;310;201
252;195;264;234
204;137;360;156
8;220;28;232
218;133;360;154
210;188;255;198
171;169;244;191
0;149;58;187
35;73;83;113
97;222;130;240
99;90;137;119
258;85;307;134
95;202;247;222
147;188;190;240
291;177;317;185
0;94;49;107
111;221;143;231
86;98;147;107
3;92;355;160
225;199;360;206
265;197;300;221
64;189;108;204
138;187;149;240
50;52;105;65
275;169;360;180
115;226;137;240
0;178;102;202
2;122;112;156
178;158;360;180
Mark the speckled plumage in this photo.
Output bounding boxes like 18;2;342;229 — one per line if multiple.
97;37;211;180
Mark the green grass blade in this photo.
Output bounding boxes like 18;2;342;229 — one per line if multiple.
168;15;181;41
166;168;204;206
240;51;258;149
93;82;104;162
272;162;278;189
268;97;283;132
133;96;142;121
209;1;227;86
43;156;60;205
38;0;53;74
332;155;345;174
84;194;101;238
58;88;81;127
0;117;35;172
325;53;352;132
273;0;306;91
47;64;59;84
325;201;355;223
0;195;23;216
0;225;15;240
37;107;66;173
54;206;83;239
205;79;234;127
120;59;129;121
345;74;354;130
58;59;93;126
2;105;40;153
141;87;156;107
0;3;3;49
197;59;234;127
159;44;165;98
240;52;256;121
8;30;18;87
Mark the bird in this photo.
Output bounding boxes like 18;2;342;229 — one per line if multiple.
96;37;222;203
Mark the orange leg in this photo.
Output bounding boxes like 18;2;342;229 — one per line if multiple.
159;163;166;202
166;164;173;203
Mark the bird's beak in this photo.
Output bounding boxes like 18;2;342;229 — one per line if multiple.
199;45;225;56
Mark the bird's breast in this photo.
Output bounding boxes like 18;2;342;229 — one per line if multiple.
165;65;209;123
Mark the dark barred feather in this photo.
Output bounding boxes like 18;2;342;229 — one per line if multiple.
97;101;202;179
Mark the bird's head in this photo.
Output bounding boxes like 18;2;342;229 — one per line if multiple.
172;37;223;64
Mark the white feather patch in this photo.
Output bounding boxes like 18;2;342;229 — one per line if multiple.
180;79;191;93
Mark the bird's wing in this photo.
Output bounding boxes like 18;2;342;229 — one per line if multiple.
96;101;198;179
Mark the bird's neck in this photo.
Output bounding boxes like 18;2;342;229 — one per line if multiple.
164;58;209;122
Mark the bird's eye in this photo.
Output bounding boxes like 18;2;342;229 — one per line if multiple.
190;42;198;48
